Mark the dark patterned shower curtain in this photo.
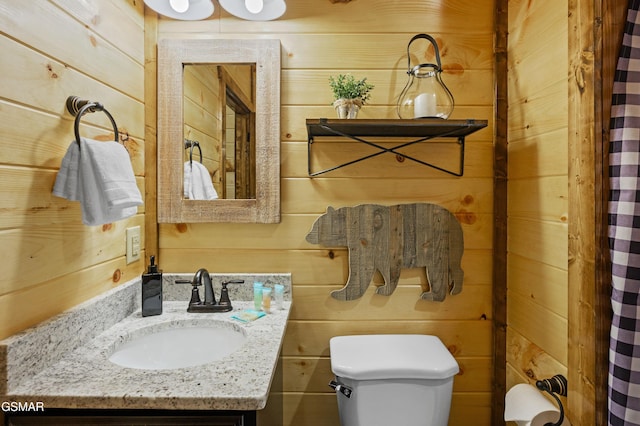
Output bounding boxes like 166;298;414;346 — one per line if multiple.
609;1;640;425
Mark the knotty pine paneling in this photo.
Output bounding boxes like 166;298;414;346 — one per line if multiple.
281;180;494;215
282;70;494;107
0;1;144;102
0;37;145;144
507;175;568;223
507;254;568;318
2;0;614;423
0;0;146;340
0;214;144;296
290;285;492;321
156;2;496;422
156;247;492;286
507;0;568;98
507;292;568;364
283;320;492;358
158;214;492;250
508;218;568;271
506;0;570;412
506;128;569;180
51;0;145;61
506;329;567;386
276;33;495;71
507;79;569;143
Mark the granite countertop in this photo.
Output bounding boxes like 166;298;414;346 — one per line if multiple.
0;273;292;412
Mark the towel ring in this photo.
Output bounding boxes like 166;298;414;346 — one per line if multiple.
184;139;203;165
66;96;119;147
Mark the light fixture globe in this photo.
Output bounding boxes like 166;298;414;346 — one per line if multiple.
144;0;214;20
219;0;286;21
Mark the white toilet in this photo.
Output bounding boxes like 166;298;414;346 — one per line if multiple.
329;334;459;426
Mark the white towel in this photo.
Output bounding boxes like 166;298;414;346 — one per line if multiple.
184;161;218;200
52;140;81;201
52;138;143;226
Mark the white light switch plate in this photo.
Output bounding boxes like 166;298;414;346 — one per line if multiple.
126;226;141;264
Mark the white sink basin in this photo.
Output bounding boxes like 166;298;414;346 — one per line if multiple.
108;320;246;370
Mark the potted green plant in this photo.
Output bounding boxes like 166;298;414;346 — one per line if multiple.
329;74;374;119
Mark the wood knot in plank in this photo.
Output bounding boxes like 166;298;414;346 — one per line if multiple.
445;63;465;75
373;212;383;229
455;209;476;224
46;64;58;79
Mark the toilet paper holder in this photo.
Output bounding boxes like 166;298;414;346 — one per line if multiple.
535;374;568;426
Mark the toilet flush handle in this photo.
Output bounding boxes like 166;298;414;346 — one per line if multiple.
329;380;353;398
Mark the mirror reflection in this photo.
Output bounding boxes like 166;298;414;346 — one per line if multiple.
183;63;256;200
157;38;280;224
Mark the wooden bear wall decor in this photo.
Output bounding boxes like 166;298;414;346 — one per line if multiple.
305;203;464;301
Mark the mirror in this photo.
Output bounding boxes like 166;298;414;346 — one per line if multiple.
183;63;255;200
158;39;280;223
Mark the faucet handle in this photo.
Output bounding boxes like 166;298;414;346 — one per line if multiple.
175;278;202;305
218;280;244;308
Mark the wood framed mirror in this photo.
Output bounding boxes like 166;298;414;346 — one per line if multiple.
157;39;281;223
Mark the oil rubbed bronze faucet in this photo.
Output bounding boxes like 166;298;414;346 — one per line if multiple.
176;269;243;313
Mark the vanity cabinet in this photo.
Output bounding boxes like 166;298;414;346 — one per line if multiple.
5;409;256;425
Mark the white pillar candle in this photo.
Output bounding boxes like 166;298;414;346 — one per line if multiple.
413;92;436;118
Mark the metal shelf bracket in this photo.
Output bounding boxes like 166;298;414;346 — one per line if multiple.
306;118;487;177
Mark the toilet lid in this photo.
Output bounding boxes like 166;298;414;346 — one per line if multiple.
330;334;459;380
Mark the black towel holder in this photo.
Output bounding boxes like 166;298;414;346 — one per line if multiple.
184;139;203;165
66;96;119;148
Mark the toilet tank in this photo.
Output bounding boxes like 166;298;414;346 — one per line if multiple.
330;334;459;426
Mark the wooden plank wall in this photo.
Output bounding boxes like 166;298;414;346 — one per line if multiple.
0;0;146;340
155;1;495;424
506;0;570;409
507;1;625;422
568;0;599;422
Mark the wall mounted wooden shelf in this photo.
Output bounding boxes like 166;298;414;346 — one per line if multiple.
306;118;488;177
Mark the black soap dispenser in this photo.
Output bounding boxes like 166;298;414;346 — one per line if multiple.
142;255;162;317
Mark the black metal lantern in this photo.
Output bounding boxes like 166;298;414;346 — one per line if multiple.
397;34;454;119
